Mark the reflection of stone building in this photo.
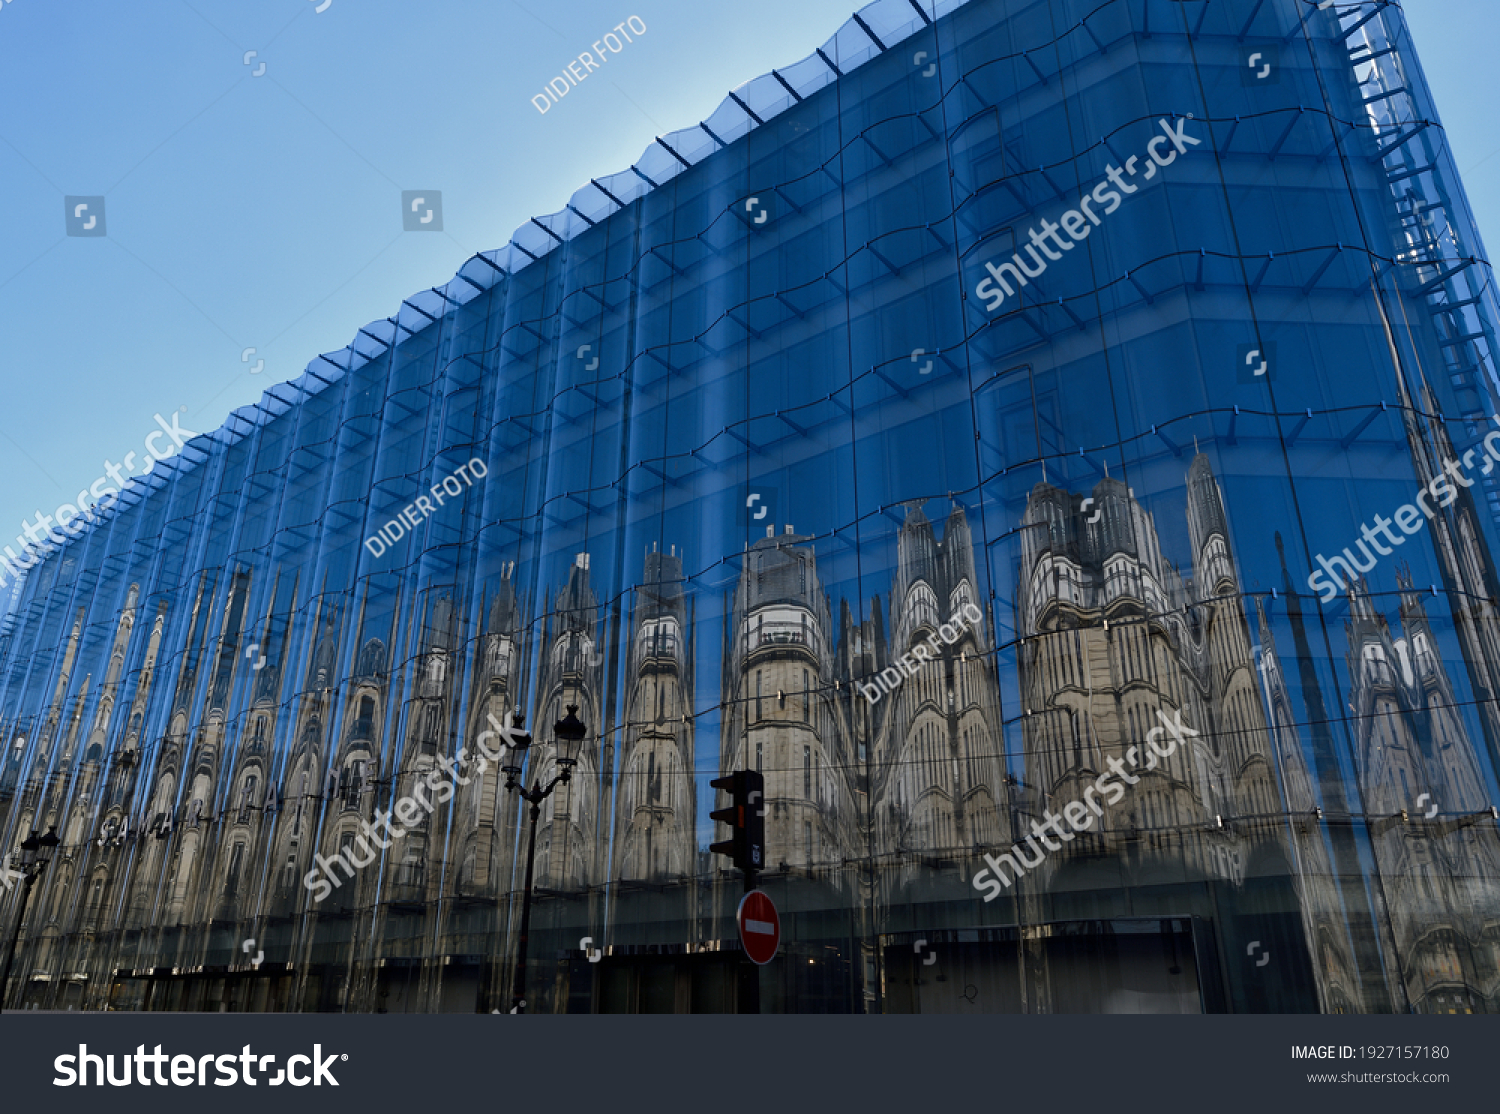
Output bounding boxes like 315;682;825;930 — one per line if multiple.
1398;380;1500;775
1343;574;1500;1012
1357;372;1500;1011
384;596;455;907
720;528;858;876
4;460;1499;1014
0;558;552;1013
1246;371;1500;1014
613;547;696;883
713;507;1005;888
866;506;1004;896
452;566;528;900
128;572;266;936
1017;459;1267;873
532;555;609;892
1011;457;1324;1010
1254;573;1362;1014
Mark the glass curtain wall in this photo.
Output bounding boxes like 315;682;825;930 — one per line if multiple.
1;0;1498;1015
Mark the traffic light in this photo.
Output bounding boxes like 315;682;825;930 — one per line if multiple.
709;769;764;874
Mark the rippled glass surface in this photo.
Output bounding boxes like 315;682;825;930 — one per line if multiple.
2;0;1499;1015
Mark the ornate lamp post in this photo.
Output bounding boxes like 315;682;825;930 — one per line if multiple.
501;704;587;1014
0;825;59;1011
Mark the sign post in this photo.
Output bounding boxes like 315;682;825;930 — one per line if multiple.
737;890;780;966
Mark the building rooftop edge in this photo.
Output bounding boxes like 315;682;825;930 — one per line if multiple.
23;0;968;571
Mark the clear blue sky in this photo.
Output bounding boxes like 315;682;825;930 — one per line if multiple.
0;0;1494;584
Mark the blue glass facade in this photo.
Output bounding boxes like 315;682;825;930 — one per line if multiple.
2;0;1499;1014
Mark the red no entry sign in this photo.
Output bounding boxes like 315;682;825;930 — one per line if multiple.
737;889;780;965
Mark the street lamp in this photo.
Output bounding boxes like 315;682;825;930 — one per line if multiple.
0;825;59;1011
502;704;587;1014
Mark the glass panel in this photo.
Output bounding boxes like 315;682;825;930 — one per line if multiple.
2;0;1498;1017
